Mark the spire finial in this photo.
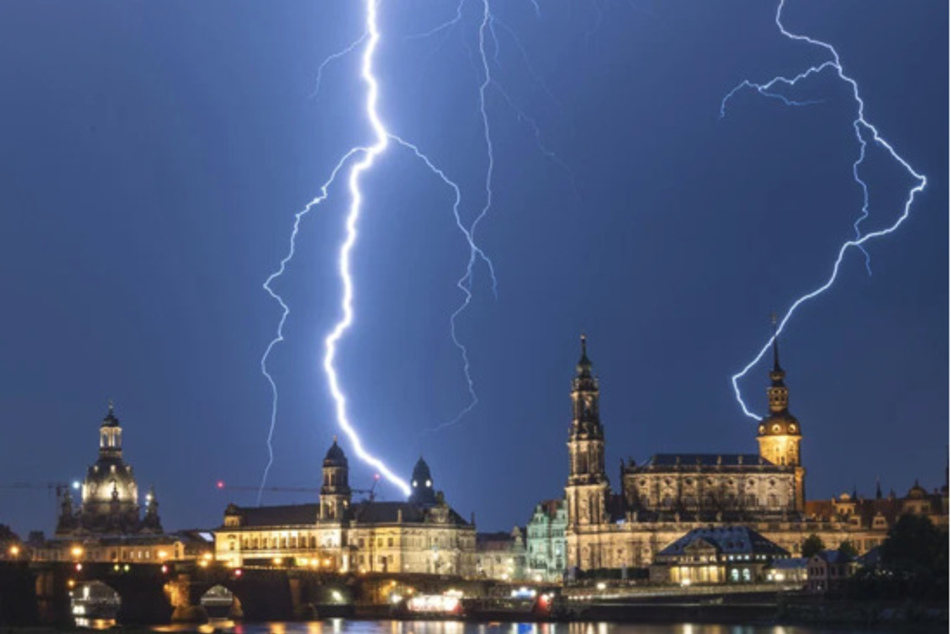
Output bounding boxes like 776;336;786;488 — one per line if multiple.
332;435;338;444
770;314;781;372
108;399;114;414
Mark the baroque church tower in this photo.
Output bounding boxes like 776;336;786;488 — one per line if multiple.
319;438;351;520
565;335;609;527
757;326;806;511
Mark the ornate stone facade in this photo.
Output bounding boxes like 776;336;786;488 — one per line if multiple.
216;441;476;576
55;403;162;537
562;335;948;574
525;499;567;582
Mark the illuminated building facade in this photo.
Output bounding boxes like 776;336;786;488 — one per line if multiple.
215;441;476;576
474;528;526;580
648;526;790;585
562;336;949;574
525;499;567;582
54;403;162;536
32;404;202;564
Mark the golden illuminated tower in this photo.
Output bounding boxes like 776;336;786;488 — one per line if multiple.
565;335;608;527
757;327;805;511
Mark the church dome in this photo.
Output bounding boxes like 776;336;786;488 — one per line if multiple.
758;412;801;437
323;439;348;467
907;480;927;499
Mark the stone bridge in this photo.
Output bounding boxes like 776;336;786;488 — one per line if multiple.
5;561;493;626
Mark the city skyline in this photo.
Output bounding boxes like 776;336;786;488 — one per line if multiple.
0;1;947;536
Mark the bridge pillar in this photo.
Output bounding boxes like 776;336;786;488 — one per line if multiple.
32;565;73;628
113;576;174;625
167;573;209;623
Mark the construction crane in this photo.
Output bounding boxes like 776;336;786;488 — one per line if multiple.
216;474;383;504
1;481;81;497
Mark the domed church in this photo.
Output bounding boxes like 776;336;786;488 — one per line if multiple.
55;403;162;536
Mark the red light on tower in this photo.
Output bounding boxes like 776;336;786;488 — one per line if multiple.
216;480;225;489
374;474;381;480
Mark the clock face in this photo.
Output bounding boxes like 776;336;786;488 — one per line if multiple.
772;424;781;433
788;423;797;432
759;425;765;434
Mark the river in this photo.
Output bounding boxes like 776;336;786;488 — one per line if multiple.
107;621;924;634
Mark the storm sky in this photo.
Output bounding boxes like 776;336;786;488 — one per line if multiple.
0;0;947;536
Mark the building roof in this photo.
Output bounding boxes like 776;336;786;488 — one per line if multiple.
533;499;564;518
323;440;347;467
657;526;789;558
857;546;882;568
476;531;518;552
769;557;808;570
642;453;772;467
803;486;944;527
814;549;852;565
225;503;320;528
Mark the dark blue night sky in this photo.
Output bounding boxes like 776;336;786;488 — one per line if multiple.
0;1;947;536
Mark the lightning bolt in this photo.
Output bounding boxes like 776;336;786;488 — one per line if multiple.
260;0;501;499
418;0;573;433
722;0;927;421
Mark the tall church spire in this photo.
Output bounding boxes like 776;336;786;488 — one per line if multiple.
770;314;786;389
565;334;608;532
577;334;593;378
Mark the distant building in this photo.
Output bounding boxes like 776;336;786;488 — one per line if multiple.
55;403;162;536
215;440;476;576
558;333;949;573
33;404;199;564
525;499;567;582
803;480;948;552
475;528;526;580
648;526;789;585
765;557;808;584
807;550;856;593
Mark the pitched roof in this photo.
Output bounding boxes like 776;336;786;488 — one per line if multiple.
226;504;320;527
815;549;852;565
351;501;470;526
769;557;808;570
657;525;789;558
642;454;774;467
534;499;564;518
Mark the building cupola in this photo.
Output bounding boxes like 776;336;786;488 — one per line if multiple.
99;400;123;459
319;437;351;520
409;456;437;505
755;319;806;512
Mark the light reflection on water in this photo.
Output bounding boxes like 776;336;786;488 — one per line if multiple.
136;622;841;634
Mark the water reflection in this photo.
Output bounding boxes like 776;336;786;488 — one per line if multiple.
132;623;848;634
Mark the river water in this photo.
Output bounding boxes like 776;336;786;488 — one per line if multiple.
137;621;904;634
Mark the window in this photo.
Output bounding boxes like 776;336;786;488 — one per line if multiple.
388;537;394;548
